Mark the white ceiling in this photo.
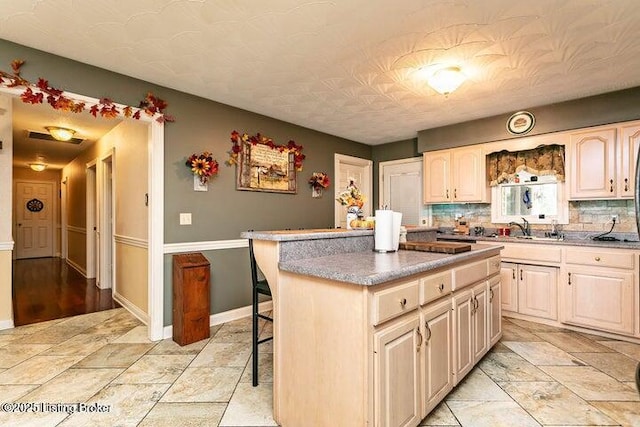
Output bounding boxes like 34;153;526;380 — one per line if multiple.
2;0;640;147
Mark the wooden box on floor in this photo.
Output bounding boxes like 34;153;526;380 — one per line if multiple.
172;253;211;346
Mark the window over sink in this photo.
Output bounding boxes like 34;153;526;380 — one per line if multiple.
491;170;569;224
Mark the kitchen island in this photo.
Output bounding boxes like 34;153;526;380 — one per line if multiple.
242;228;502;427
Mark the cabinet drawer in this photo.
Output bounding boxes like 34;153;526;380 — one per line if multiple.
372;280;420;325
487;255;501;276
501;243;562;263
420;271;452;305
565;248;635;269
453;258;487;290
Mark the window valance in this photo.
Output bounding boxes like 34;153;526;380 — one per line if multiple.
487;144;565;186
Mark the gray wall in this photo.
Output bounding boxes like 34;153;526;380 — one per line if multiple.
417;87;640;152
0;39;371;325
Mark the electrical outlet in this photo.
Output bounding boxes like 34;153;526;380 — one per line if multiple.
611;214;619;223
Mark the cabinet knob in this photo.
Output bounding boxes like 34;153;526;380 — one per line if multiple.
610;179;614;192
438;283;445;292
595;257;601;262
625;178;629;192
400;298;407;307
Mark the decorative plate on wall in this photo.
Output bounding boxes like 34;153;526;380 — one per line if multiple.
26;198;44;212
507;111;535;135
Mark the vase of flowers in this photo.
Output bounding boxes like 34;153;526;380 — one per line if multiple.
336;179;365;229
308;172;330;198
186;151;219;185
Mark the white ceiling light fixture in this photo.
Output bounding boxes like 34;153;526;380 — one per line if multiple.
29;162;47;172
45;126;76;142
426;66;467;95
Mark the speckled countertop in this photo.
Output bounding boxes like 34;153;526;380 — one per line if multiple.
436;233;640;250
241;226;436;241
278;243;501;286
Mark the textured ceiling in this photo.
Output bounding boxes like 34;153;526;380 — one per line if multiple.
2;0;640;145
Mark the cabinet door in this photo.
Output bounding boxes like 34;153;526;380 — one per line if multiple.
563;267;635;335
374;316;421;427
569;128;617;199
518;265;558;320
619;123;640;198
488;276;502;346
472;281;489;364
421;298;453;417
452;289;474;385
500;262;518;312
423;151;451;203
452;147;486;202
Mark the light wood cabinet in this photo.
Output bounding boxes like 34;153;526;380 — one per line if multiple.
619;123;640;198
420;298;453;417
423;147;488;204
569;127;616;199
563;267;635;335
488;276;502;346
500;262;518;312
452;280;490;385
518;264;558;321
569;122;640;200
562;247;636;336
374;315;422;427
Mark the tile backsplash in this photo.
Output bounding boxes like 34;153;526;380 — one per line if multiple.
430;200;637;233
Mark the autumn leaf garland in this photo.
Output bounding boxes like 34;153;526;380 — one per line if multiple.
0;59;174;123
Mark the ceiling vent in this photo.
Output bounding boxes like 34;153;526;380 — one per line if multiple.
27;130;84;144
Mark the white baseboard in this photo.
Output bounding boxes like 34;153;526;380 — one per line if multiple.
162;300;273;340
0;319;14;330
66;258;87;277
113;292;150;325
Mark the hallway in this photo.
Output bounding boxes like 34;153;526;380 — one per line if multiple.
12;257;118;327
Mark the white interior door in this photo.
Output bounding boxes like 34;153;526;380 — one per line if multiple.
14;181;54;259
380;158;424;226
334;154;372;228
99;155;114;290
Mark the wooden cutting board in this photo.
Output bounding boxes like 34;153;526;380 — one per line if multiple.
399;241;472;254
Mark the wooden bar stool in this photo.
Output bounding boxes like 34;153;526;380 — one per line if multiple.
249;237;273;386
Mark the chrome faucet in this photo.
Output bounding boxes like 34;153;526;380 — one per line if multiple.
508;217;531;236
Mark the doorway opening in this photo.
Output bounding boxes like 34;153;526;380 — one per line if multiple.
1;89;164;339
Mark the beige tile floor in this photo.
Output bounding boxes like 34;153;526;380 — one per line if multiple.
0;308;638;426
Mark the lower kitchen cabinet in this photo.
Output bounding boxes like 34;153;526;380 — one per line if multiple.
563;267;635;335
488;276;502;346
374;315;422;427
452;288;474;384
452;280;489;385
500;262;558;321
420;298;453;417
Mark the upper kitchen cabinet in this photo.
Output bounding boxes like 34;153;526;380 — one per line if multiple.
619;122;640;198
568;127;617;199
423;146;489;204
569;120;640;200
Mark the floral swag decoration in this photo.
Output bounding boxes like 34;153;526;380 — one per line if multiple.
308;172;330;190
336;179;366;210
0;59;174;123
226;131;305;171
186;152;219;184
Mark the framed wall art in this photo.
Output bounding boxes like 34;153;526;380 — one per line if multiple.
227;132;305;194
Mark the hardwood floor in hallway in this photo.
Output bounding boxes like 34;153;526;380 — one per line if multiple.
12;257;119;326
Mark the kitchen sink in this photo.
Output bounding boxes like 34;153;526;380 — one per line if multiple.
514;235;563;241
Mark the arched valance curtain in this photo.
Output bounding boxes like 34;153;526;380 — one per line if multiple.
487;144;565;186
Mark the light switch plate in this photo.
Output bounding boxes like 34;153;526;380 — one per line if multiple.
179;213;192;225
